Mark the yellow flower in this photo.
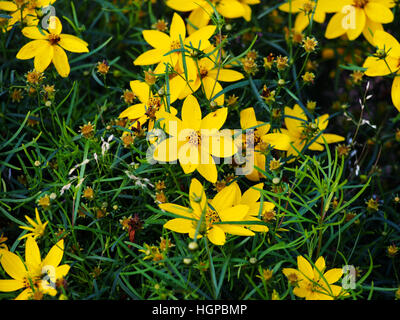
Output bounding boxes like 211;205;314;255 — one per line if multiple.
153;95;236;183
118;80;178;131
16;16;89;77
279;0;327;32
178;46;244;106
283;255;348;300
362;30;400;111
18;208;48;240
159;178;254;246
282;104;345;161
0;0;56;30
239;107;290;181
166;0;259;34
321;0;395;44
134;12;215;79
0;237;70;300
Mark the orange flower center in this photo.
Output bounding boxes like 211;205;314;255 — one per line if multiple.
170;40;182;51
353;0;368;8
48;34;60;45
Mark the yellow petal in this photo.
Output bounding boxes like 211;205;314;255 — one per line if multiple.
279;0;305;12
323;268;343;284
262;133;291;151
217;0;245;18
207;68;244;82
0;250;27;280
284;104;307;136
206;130;237;158
14;288;33;300
48;16;62;35
196;153;218;183
210;183;240;213
153;137;179;162
297;255;314;280
364;2;393;24
219;204;249;221
25;237;41;273
0;1;17;11
34;42;54;72
325;12;347;39
170;12;186;42
164;218;194;233
294;12;311;32
207;226;226;245
119;103;146;120
202;76;224;106
42;239;64;268
130;80;151;104
363;56;398;76
241;183;263;205
134;48;164;66
391;76;400;112
185;25;216;51
59;34;89;53
189;178;207;216
317;133;345;144
201;107;228;132
313;256;326;279
240;107;258;130
346;8;365;40
0;279;24;292
16;40;49;60
142;30;171;51
52;45;70;78
218;224;255;236
186;5;211;35
159;203;193;218
373;30;400;57
166;0;201;11
181;95;202;131
55;264;70;279
22;26;49;40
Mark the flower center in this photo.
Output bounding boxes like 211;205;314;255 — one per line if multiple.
302;1;314;14
199;65;208;78
170;40;182;51
145;97;161;119
353;0;368;8
186;130;201;146
48;34;60;45
300;122;319;141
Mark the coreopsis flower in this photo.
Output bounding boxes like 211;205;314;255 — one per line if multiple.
133;12;215;78
239;107;290;181
18;208;48;240
166;0;259;34
0;0;55;30
279;0;327;32
16;16;89;77
159;178;255;245
118;80;178;131
282;104;345;161
283;255;348;300
0;237;70;300
321;0;395;44
178;46;244;106
362;30;400;111
153;95;236;183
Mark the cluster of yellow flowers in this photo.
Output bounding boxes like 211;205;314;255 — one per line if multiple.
278;0;400;111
